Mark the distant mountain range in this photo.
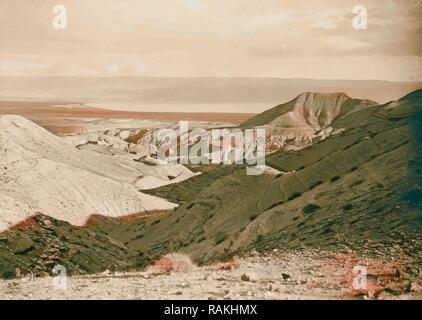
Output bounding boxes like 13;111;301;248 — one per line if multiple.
0;77;421;108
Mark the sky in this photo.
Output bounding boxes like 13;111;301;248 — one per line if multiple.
0;0;421;81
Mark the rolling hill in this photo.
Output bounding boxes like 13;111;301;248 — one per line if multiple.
140;90;422;264
240;92;377;150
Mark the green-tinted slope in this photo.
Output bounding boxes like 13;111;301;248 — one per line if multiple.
0;214;149;279
138;91;422;264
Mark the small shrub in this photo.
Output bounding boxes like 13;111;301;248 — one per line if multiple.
197;236;206;243
303;204;321;214
214;232;228;245
249;214;258;221
330;176;340;182
350;166;359;172
342;204;354;211
309;181;323;189
266;201;283;210
288;192;302;201
350;180;364;187
255;234;264;243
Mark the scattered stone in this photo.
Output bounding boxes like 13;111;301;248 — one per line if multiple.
241;274;250;282
377;291;394;300
42;219;52;228
1;247;420;300
282;273;291;281
250;250;259;257
394;268;404;279
409;282;422;293
101;269;111;276
40;271;49;278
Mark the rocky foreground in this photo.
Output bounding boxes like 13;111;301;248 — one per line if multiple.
1;249;421;300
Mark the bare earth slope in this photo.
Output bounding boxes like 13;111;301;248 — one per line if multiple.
0;115;199;231
141;90;422;266
240;92;377;150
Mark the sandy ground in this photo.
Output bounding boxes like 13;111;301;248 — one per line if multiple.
1;250;420;300
0;101;254;134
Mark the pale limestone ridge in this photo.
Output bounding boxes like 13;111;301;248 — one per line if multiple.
240;92;376;150
0;115;197;232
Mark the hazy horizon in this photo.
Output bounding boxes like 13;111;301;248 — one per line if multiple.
0;76;420;113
